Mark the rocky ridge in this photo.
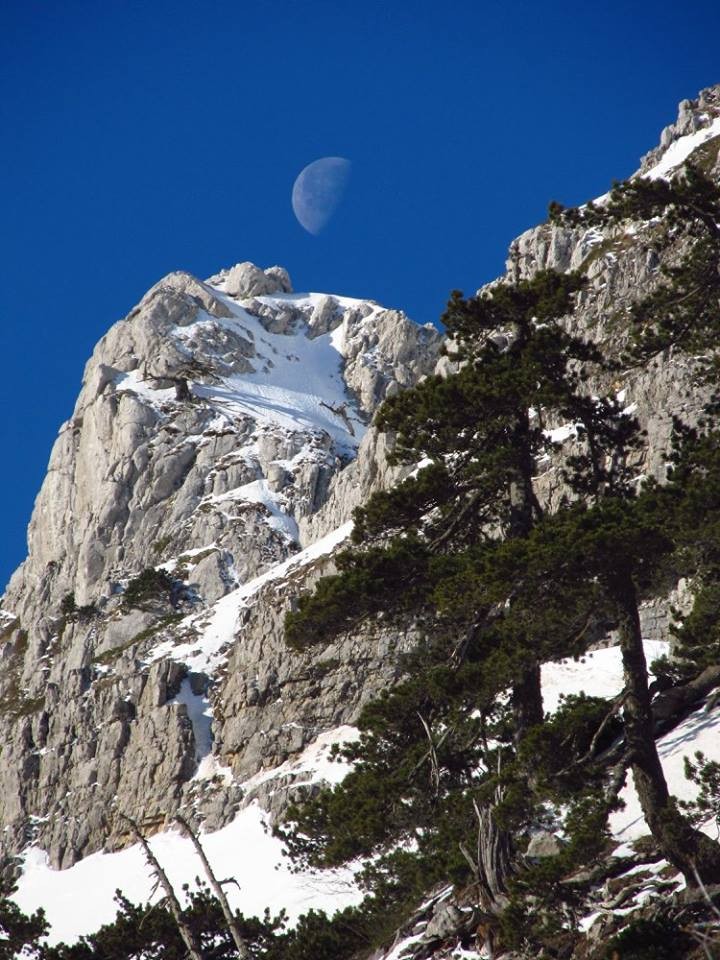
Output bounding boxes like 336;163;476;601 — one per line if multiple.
0;264;441;868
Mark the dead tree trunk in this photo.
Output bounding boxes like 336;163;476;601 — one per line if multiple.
175;814;250;960
459;787;513;960
473;794;514;911
119;814;204;960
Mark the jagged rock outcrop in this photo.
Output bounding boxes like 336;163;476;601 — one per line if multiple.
0;263;441;869
508;86;720;490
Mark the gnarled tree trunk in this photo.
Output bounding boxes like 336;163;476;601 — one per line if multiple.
610;567;720;885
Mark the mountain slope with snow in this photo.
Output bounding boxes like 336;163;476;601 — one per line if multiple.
0;262;440;878
3;85;720;957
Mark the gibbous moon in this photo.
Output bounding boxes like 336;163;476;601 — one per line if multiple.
292;157;351;235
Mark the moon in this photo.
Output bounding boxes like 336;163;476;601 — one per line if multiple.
292;157;351;235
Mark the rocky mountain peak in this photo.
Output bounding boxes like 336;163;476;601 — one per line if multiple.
206;261;293;298
640;82;720;174
4;263;441;617
0;263;441;876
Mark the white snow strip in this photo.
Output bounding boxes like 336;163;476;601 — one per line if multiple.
542;641;669;714
382;930;427;960
172;679;212;763
113;369;176;403
208;479;298;540
193;753;234;783
545;422;578;444
13;802;361;946
0;609;17;629
242;725;360;794
329;318;347;352
643;116;720;181
159;544;218;574
147;520;354;673
578;910;603;934
250;290;374;312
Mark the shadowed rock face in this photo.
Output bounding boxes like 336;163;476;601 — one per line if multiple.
2;85;720;876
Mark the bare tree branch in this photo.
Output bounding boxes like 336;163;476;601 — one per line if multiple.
175;813;250;960
119;813;204;960
416;713;442;797
557;689;629;776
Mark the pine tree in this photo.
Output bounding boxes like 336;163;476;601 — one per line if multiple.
0;882;47;959
289;269;624;730
547;162;720;884
281;164;720;951
284;268;642;927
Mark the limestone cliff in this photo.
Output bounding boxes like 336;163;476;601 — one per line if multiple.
0;264;440;868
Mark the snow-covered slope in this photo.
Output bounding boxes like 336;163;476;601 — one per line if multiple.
15;738;362;945
168;290;369;452
16;639;720;948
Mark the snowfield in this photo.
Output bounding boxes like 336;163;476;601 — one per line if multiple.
14;637;720;945
15;801;362;947
177;289;371;454
541;640;669;713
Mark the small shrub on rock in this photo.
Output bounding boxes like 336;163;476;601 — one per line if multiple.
123;569;177;609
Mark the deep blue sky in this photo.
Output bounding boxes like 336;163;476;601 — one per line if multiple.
2;0;719;591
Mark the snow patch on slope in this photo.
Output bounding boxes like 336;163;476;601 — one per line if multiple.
175;290;367;453
542;641;669;714
147;520;353;674
16;639;720;946
14;802;361;947
243;725;360;794
611;700;720;844
173;679;212;763
643;115;720;181
206;478;299;541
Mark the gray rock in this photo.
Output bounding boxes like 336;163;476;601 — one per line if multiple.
526;831;566;858
98;610;156;655
264;265;292;293
307;295;341;337
224;262;287;298
424;903;464;941
0;257;441;867
190;550;234;604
